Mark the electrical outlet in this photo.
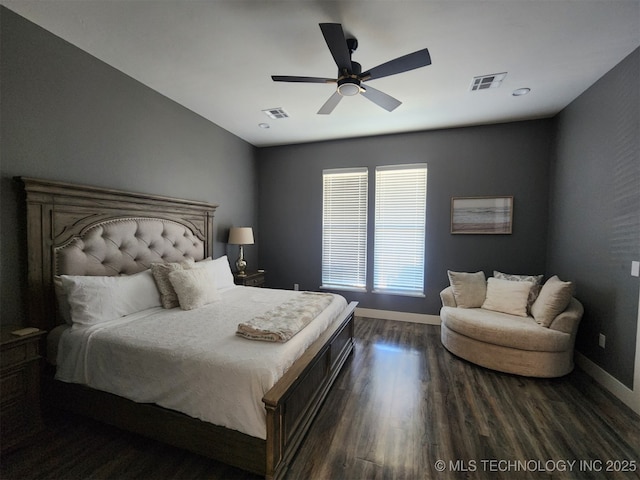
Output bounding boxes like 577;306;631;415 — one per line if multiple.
631;261;640;277
598;333;606;349
293;283;299;291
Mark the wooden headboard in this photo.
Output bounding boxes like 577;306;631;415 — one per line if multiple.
19;177;218;332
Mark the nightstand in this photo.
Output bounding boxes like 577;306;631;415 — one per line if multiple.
1;325;47;452
234;270;265;287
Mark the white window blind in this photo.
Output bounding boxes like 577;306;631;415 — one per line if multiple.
374;164;427;296
322;168;368;291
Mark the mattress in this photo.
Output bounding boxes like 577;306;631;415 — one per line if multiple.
55;286;347;439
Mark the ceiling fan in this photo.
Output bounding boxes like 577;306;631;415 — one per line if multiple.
271;23;432;115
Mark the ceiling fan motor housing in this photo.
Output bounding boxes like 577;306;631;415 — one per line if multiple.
337;77;361;96
337;61;362;96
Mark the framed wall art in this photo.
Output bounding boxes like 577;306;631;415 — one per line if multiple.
451;196;513;234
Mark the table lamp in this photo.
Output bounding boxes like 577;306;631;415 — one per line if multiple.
228;227;254;276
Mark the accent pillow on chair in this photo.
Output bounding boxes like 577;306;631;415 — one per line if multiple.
481;277;532;317
493;271;543;284
530;275;574;327
447;270;487;308
493;270;544;311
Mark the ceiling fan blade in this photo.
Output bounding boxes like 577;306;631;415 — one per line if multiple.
361;48;431;81
319;23;352;72
360;85;402;112
318;91;343;115
272;75;336;84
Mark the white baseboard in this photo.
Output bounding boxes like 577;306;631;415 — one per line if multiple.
355;307;441;325
575;351;639;415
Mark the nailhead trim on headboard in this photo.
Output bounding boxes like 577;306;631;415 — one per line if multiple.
55;218;206;276
19;177;217;331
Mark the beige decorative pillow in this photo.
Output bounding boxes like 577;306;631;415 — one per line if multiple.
530;275;573;327
447;270;487;308
481;277;532;317
151;260;195;308
493;270;544;311
168;267;220;310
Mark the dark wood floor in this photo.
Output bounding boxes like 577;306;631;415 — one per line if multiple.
2;317;639;480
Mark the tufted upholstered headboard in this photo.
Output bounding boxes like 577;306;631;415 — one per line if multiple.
55;218;206;276
19;177;218;331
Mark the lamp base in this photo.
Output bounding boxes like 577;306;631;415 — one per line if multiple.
236;245;247;276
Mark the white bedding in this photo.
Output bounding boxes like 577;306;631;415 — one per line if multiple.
55;286;348;439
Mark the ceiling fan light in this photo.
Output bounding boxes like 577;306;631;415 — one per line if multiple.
338;83;360;96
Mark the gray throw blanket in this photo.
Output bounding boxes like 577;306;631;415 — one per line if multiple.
236;292;333;342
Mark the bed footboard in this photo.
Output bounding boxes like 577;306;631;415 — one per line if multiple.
263;301;357;480
45;377;267;475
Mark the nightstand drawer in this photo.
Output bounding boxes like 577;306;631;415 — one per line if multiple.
245;277;264;287
2;341;38;368
1;326;46;452
234;271;265;287
1;370;26;404
0;400;25;437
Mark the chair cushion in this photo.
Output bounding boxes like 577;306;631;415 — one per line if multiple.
440;306;571;352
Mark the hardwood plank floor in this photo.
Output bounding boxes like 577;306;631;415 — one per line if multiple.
2;317;639;479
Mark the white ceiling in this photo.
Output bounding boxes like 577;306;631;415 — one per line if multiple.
3;1;639;147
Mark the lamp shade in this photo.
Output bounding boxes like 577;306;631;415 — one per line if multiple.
228;227;254;245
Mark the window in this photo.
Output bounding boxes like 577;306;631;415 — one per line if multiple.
321;168;368;291
373;164;427;296
322;164;427;296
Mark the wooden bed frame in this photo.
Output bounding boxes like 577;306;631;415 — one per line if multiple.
20;177;356;480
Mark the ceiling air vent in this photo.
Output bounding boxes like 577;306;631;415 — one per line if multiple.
470;72;507;91
262;108;289;119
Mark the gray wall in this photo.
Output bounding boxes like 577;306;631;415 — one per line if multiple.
257;120;554;314
548;48;640;388
0;7;257;325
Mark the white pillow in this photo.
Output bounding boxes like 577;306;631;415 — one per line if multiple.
168;267;220;310
54;276;72;325
193;255;235;289
60;270;161;327
481;277;532;317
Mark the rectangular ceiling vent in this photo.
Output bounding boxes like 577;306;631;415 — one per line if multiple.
262;108;289;119
470;72;507;91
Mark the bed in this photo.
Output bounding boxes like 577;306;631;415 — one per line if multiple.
20;177;357;480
